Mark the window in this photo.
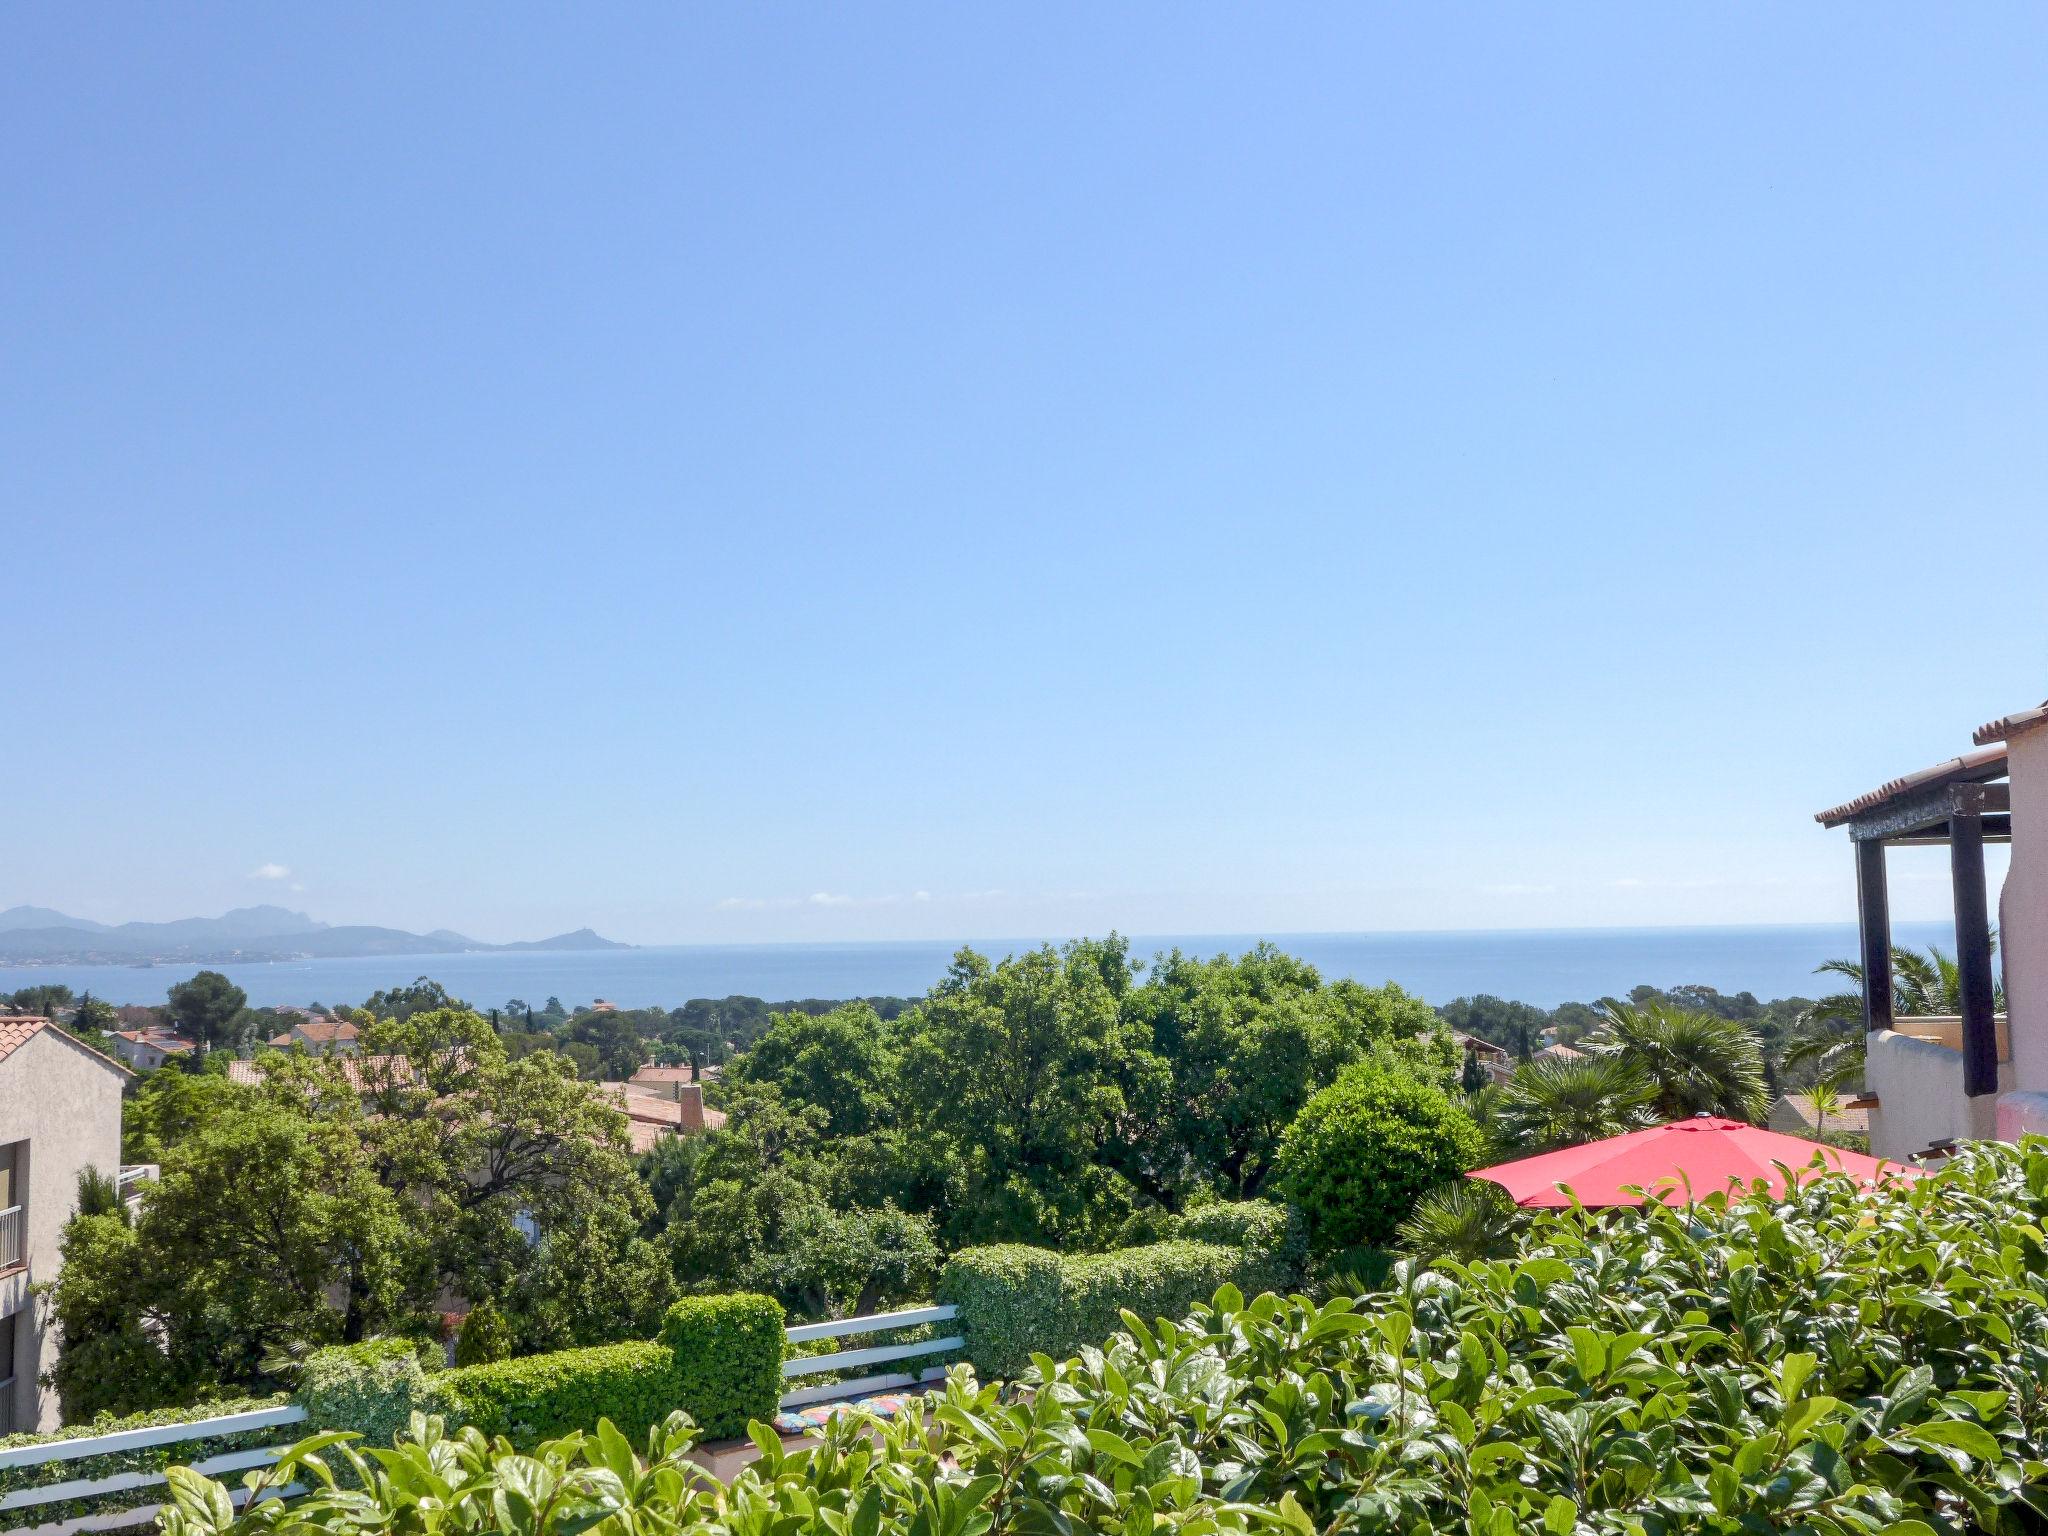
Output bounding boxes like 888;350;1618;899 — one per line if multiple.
0;1142;22;1273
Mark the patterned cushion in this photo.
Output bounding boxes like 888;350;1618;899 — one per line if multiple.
771;1390;928;1437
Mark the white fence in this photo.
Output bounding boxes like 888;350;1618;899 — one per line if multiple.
0;1305;962;1535
779;1303;962;1409
0;1403;307;1536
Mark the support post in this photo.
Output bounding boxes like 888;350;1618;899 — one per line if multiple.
1856;838;1893;1033
1950;811;1999;1098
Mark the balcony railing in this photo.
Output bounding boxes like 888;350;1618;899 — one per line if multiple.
0;1205;21;1272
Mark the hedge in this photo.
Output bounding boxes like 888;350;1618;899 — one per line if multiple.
659;1293;785;1440
0;1394;286;1526
425;1340;682;1447
1171;1198;1305;1292
941;1235;1281;1380
294;1338;437;1456
937;1199;1306;1380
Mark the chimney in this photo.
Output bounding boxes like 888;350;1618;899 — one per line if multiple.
677;1083;705;1133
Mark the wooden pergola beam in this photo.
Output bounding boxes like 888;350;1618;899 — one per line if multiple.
1845;782;2009;842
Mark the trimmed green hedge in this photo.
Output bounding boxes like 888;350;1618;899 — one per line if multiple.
660;1293;785;1440
939;1199;1307;1380
426;1341;682;1447
0;1395;286;1525
941;1232;1291;1381
295;1338;435;1455
1172;1198;1305;1292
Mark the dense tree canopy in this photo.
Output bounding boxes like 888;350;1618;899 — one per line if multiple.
50;1005;665;1416
646;937;1462;1311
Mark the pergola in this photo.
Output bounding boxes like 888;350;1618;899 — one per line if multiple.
1815;746;2010;1099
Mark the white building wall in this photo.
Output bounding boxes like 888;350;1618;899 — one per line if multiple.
1866;1029;2008;1161
2002;722;2048;1097
0;1028;127;1432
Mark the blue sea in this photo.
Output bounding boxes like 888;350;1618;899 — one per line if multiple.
3;922;1957;1013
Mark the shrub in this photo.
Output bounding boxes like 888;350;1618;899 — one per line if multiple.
935;1244;1065;1381
454;1302;513;1366
940;1233;1285;1381
1274;1060;1482;1251
659;1293;785;1440
294;1338;435;1452
1172;1197;1306;1291
428;1340;681;1447
164;1141;2048;1536
0;1395;284;1526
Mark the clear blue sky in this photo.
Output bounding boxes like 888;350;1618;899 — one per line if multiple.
5;6;2044;945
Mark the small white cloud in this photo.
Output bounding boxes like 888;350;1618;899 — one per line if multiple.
808;891;854;907
913;890;932;902
249;862;291;881
1612;877;1647;889
716;896;769;910
1480;882;1557;896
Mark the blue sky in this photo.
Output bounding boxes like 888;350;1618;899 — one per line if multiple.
4;6;2043;944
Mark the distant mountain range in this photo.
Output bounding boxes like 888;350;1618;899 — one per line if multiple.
0;905;631;965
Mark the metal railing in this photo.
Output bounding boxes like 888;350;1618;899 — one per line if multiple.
0;1206;22;1272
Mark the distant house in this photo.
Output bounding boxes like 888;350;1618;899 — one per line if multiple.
589;1000;620;1014
1451;1032;1514;1085
1767;1094;1870;1140
1532;1042;1585;1065
266;1017;361;1055
109;1028;197;1071
0;1014;131;1432
228;1051;420;1094
601;1077;725;1153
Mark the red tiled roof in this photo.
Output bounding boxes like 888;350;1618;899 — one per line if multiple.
0;1014;135;1076
630;1066;695;1084
1814;745;2009;828
1975;699;2048;746
0;1014;52;1065
230;1051;429;1093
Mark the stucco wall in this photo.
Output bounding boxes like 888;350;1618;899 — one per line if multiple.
2005;723;2048;1095
1865;1029;2010;1162
0;1028;126;1432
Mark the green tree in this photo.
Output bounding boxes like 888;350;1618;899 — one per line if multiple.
1585;1001;1768;1122
1495;1054;1658;1154
725;1003;895;1138
1119;947;1453;1203
165;970;248;1049
894;939;1148;1249
44;1212;181;1418
1274;1060;1484;1253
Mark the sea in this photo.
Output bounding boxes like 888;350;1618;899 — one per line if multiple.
2;922;1958;1014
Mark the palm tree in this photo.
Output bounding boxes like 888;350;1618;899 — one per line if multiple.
1784;940;2004;1084
1584;1001;1768;1123
1397;1179;1521;1263
1496;1055;1659;1154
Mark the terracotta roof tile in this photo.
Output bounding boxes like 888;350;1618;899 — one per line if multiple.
0;1014;135;1076
1975;699;2048;746
1815;745;2008;827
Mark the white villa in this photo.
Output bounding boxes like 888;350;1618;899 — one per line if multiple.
1816;694;2048;1162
